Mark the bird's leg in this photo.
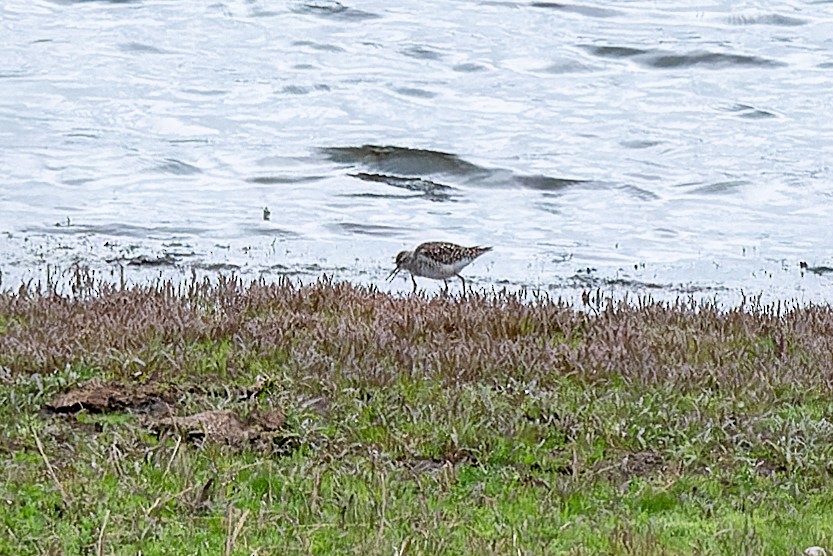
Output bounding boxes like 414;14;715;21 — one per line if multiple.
459;274;467;295
443;280;449;296
411;275;418;294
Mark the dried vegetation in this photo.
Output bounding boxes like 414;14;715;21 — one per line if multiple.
1;274;833;554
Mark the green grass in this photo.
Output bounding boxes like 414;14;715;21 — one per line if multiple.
1;277;833;554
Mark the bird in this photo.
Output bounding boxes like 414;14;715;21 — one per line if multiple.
387;241;492;293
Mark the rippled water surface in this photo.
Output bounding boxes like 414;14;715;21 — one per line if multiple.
2;0;833;303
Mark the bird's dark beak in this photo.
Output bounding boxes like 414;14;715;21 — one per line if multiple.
386;266;400;281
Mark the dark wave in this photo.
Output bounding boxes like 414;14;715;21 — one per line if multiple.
401;46;444;61
153;159;202;175
646;51;782;69
542;60;595;74
452;63;489;73
238;224;299;237
582;45;783;69
726;14;807;26
582;46;647;58
320;145;488;177
529;3;621;18
728;104;778;120
620;139;662;149
281;84;331;95
724;104;777;119
333;223;407;236
349;172;453;193
678;180;750;195
119;42;168;54
247;175;325;184
393;87;438;99
348;172;455;202
515;175;586;191
321;145;618;195
293;1;380;20
292;40;345;53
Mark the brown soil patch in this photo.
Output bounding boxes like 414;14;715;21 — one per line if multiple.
45;378;172;415
755;459;787;478
44;378;294;451
402;457;451;475
621;451;666;476
592;450;667;481
148;408;288;448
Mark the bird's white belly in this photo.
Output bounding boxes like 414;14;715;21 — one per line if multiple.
410;257;473;279
416;265;456;279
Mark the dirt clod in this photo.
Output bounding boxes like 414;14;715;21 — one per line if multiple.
46;378;172;415
149;408;288;447
151;410;251;444
621;451;665;476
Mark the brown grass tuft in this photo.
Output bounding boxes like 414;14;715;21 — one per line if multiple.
2;274;833;402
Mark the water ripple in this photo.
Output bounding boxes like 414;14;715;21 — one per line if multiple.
247;176;325;185
348;172;455;202
152;159;202;175
529;2;621;18
582;46;784;68
401;46;444;61
334;222;407;236
723;104;778;119
119;42;168;54
320;145;486;177
726;13;807;27
322;146;666;202
646;51;784;69
293;1;380;20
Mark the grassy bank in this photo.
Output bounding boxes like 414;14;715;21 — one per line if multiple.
1;276;832;555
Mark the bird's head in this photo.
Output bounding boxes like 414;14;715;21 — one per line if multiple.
386;250;413;281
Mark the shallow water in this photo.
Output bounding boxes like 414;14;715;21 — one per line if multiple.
2;0;833;304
